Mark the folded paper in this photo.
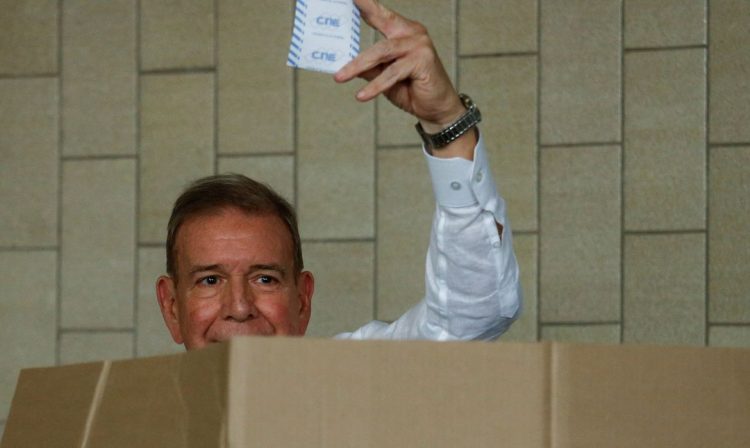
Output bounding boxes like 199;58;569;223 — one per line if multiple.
287;0;361;74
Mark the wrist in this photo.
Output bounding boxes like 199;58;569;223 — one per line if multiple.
415;94;482;154
418;99;467;134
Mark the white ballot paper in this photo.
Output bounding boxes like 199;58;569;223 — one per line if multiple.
287;0;361;74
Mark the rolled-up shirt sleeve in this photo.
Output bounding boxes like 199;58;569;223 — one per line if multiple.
336;132;522;340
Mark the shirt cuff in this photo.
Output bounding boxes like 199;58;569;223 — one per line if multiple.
423;131;500;210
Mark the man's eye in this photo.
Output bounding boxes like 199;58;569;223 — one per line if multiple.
199;275;219;286
257;275;277;285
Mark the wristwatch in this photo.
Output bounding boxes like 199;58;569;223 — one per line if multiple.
415;93;482;150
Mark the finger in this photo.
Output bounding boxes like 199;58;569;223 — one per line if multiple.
353;0;416;38
355;56;413;101
335;64;381;85
358;65;383;82
334;37;409;83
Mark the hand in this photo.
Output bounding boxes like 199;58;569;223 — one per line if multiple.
334;0;465;132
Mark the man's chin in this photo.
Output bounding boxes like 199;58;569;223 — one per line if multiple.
206;329;276;344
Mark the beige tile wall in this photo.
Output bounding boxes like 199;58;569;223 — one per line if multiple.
1;0;748;429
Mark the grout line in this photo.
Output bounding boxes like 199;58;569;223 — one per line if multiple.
459;51;539;59
372;22;379;322
59;328;136;334
512;230;540;236
623;229;707;236
376;144;422;151
213;0;218;69
291;0;298;209
133;0;142;359
455;0;461;67
0;73;58;80
213;0;220;174
140;66;215;76
62;154;137;161
540;321;623;327
708;142;750;148
619;0;626;344
55;0;65;367
0;246;58;252
219;151;295;159
372;93;379;321
292;23;299;209
292;72;298;205
709;322;750;327
624;44;707;53
302;237;376;244
535;0;542;343
704;0;711;345
540;141;622;148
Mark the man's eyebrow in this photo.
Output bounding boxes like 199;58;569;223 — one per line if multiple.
250;264;287;277
187;264;287;277
188;264;222;276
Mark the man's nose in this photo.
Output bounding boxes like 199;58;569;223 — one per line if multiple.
222;278;258;322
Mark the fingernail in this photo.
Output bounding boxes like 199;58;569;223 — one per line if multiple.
356;90;366;100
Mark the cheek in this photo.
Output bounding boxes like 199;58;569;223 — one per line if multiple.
255;294;299;334
182;298;222;342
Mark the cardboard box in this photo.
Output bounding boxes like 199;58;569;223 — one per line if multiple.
2;338;749;447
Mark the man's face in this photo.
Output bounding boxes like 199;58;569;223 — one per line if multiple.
156;206;314;350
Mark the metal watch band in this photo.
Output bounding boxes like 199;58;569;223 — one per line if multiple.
415;93;482;150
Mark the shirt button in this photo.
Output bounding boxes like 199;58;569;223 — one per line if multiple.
492;241;501;249
474;170;483;183
450;181;461;190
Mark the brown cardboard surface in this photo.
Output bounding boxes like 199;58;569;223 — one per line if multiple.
86;345;228;448
1;362;104;448
2;339;749;447
227;338;549;447
552;343;750;448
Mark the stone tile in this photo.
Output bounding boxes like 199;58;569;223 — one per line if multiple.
624;49;706;231
709;0;750;143
0;78;58;247
709;326;750;348
218;155;295;206
140;0;214;70
460;55;537;231
139;73;215;244
218;0;292;154
60;332;134;365
540;0;621;144
62;0;136;156
136;247;184;357
376;148;434;322
501;234;538;342
61;159;136;329
541;324;621;344
303;242;374;338
0;251;57;418
709;147;750;323
540;146;621;322
624;234;705;345
378;1;455;146
297;68;374;240
624;0;706;48
0;0;57;75
459;0;537;55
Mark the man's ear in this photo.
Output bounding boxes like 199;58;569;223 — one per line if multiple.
296;271;315;335
156;275;184;344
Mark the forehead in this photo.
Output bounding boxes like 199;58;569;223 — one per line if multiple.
175;207;294;269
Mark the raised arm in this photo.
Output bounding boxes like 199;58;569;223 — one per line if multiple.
334;0;475;161
334;0;522;340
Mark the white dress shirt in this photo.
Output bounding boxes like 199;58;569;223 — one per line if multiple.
336;132;522;341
